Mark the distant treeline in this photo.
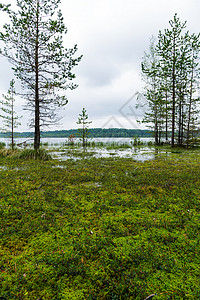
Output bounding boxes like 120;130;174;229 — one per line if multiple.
0;128;153;138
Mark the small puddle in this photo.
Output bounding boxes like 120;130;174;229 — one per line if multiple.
0;165;29;171
0;166;8;170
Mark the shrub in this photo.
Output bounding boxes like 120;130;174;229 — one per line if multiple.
147;141;153;146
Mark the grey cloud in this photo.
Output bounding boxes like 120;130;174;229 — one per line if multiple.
80;57;119;87
0;59;14;91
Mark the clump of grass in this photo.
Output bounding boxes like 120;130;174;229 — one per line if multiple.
0;149;18;157
106;142;132;150
0;142;6;149
15;148;52;160
171;149;183;153
147;140;154;146
40;142;49;147
92;141;104;147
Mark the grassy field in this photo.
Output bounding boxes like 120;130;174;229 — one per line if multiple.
0;148;200;299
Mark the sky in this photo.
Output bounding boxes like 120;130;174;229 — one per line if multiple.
0;0;200;131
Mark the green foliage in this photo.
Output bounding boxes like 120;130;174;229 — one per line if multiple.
141;14;200;147
0;150;199;299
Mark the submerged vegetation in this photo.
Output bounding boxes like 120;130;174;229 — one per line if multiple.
0;147;199;299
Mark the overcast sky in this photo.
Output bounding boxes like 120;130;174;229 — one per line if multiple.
0;0;200;131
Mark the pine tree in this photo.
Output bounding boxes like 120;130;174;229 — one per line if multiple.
141;14;200;147
185;33;200;146
0;79;21;149
157;14;187;147
0;0;82;149
141;37;164;145
76;108;92;147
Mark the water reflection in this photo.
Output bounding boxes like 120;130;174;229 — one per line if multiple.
52;145;170;162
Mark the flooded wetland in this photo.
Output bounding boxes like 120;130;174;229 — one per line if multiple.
0;139;200;299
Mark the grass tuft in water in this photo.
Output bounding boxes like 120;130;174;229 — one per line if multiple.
14;148;52;160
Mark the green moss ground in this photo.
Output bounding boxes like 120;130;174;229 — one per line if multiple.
0;149;200;299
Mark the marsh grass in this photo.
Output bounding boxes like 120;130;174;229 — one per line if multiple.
0;148;19;157
0;150;199;299
0;148;52;161
106;143;132;150
14;148;52;160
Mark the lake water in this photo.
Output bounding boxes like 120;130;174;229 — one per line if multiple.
0;137;168;162
0;137;154;146
0;138;154;147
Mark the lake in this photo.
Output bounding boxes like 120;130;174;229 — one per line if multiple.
0;137;154;147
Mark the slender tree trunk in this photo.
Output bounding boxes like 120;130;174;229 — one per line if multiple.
180;104;184;145
154;106;158;145
158;125;162;145
165;91;168;141
171;37;176;148
178;95;182;146
34;0;40;150
82;122;85;147
155;124;158;145
187;64;194;148
11;89;14;150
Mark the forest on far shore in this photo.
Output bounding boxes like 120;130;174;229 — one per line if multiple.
0;128;153;139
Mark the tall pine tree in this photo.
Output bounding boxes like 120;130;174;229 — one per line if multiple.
0;0;82;149
141;37;165;145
